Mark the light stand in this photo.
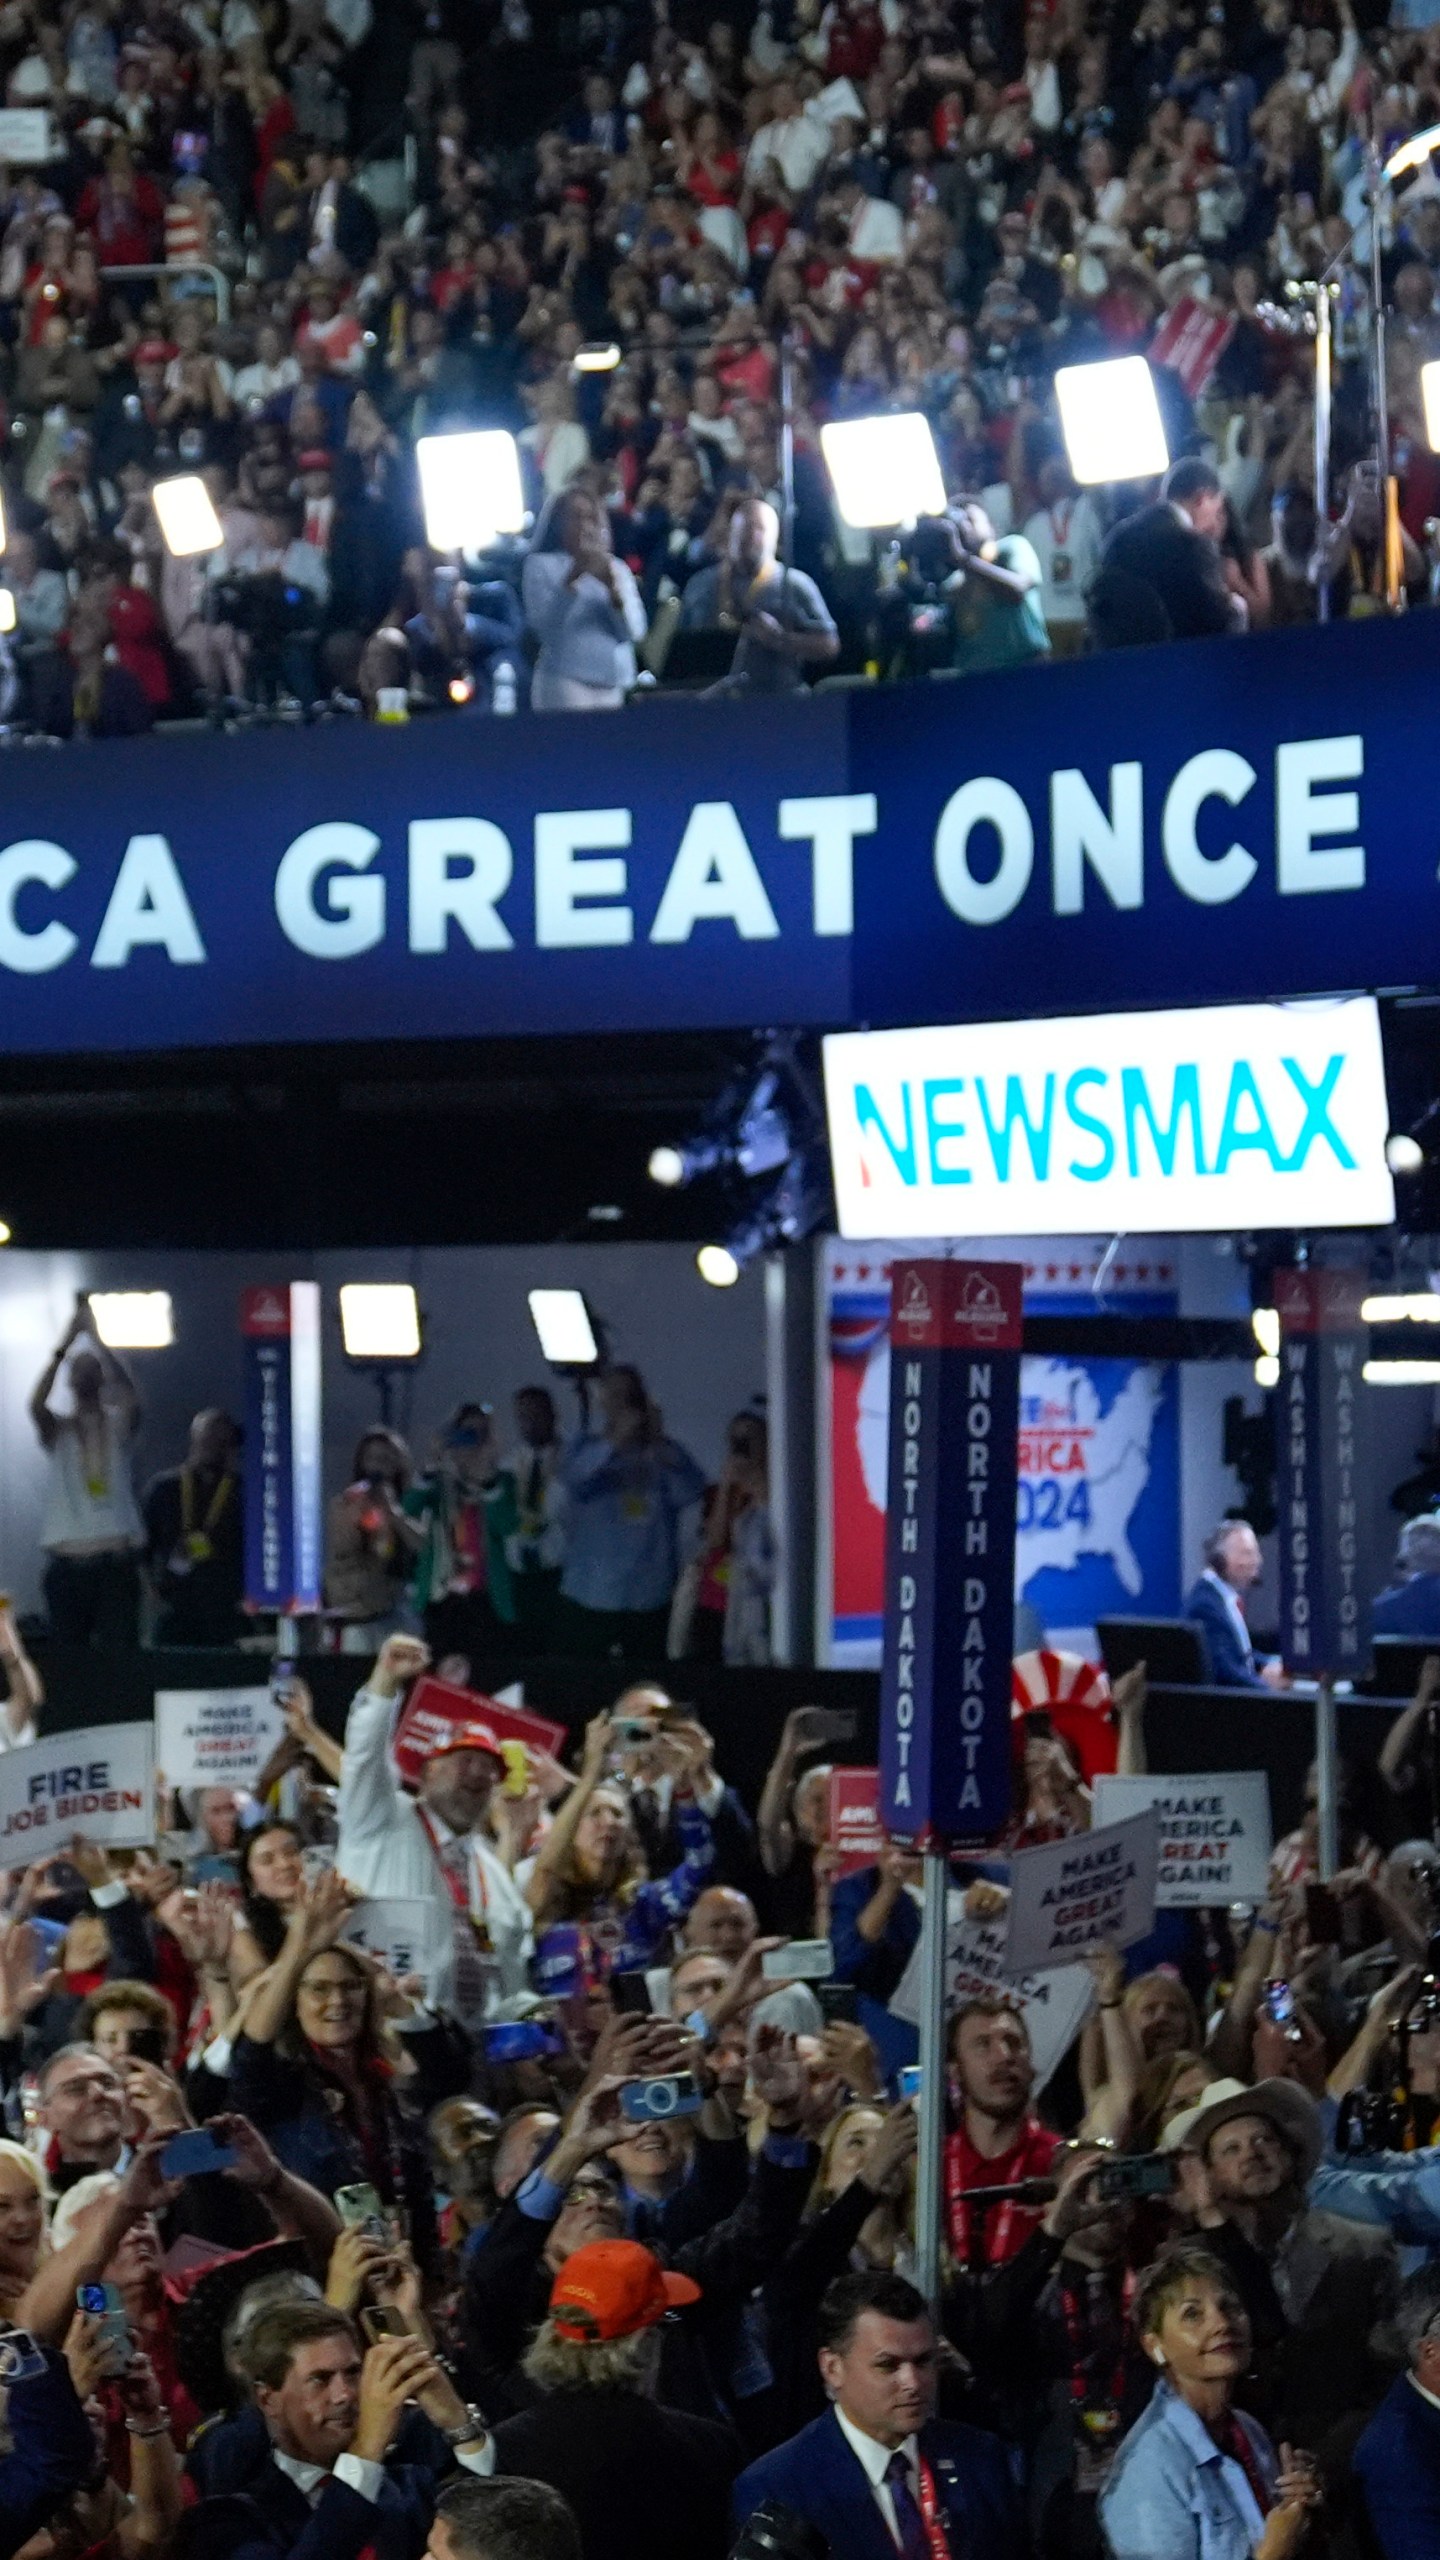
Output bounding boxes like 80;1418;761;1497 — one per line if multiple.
1314;123;1440;616
779;326;798;570
1314;266;1335;623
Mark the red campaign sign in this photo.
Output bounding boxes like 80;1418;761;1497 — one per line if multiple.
1275;1268;1369;1335
889;1259;1024;1354
239;1285;292;1338
391;1674;567;1789
1149;296;1236;400
828;1765;886;1877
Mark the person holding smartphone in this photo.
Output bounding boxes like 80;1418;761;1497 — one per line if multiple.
405;1405;520;1662
29;1293;145;1649
756;1705;854;1939
325;1427;424;1655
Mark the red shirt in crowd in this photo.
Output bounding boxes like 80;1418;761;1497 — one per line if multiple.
943;2115;1062;2267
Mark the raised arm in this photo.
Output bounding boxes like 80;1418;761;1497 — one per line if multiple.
1209;1895;1286;2081
92;1330;141;1438
18;2141;179;2345
1079;1947;1141;2139
207;2108;343;2262
855;1845;912;1948
336;1632;431;1849
29;1299;86;1450
1112;1663;1147;1776
113;2350;183;2557
0;1603;41;1745
279;1676;344;1784
241;1868;357;2046
757;1708;822;1876
1379;1656;1440;1797
524;1711;612;1921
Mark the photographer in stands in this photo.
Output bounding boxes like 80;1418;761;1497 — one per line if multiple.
207;498;329;713
677;498;838;697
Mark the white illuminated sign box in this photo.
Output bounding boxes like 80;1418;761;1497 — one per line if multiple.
823;997;1394;1239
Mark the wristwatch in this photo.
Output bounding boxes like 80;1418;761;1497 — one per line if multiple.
442;2405;489;2447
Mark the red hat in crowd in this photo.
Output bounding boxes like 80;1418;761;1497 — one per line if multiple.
549;2241;700;2343
427;1719;505;1770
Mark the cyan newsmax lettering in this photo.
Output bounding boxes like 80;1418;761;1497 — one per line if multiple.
954;1360;994;1817
855;1051;1355;1194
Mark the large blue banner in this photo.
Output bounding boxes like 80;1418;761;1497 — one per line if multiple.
0;612;1435;1053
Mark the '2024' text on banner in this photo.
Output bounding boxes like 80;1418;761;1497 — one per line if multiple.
1004;1807;1161;1974
155;1687;284;1793
1092;1772;1272;1907
0;1722;154;1856
823;998;1393;1240
889;1899;1095;2088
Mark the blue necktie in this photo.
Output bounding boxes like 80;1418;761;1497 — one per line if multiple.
885;2452;930;2560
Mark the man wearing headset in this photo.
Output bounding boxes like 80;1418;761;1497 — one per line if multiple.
1185;1520;1287;1690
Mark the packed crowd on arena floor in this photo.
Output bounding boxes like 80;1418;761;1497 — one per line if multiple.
10;1305;1440;2558
0;0;1437;732
6;1622;1440;2560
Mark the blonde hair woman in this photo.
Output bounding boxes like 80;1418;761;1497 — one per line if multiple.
0;2138;50;2320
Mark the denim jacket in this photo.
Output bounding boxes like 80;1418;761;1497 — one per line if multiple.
1099;2382;1277;2560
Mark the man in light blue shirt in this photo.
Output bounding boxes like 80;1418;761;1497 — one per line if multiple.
559;1366;705;1658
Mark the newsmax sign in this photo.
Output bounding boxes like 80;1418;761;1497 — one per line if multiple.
823;999;1395;1237
0;611;1434;1054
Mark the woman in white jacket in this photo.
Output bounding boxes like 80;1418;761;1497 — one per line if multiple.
522;486;647;711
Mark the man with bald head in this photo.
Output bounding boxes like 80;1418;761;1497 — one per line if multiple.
683;1888;758;1966
144;1407;246;1645
678;498;838;696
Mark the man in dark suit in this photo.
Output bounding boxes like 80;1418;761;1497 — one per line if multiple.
188;2300;491;2560
733;2269;1020;2560
493;2239;738;2560
0;2345;99;2560
1092;456;1238;644
1354;2261;1440;2558
1373;1513;1440;1639
1184;1517;1284;1689
427;2477;582;2560
622;1694;762;1895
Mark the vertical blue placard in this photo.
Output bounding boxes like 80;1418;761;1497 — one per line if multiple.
880;1260;1022;1845
241;1283;323;1613
1276;1269;1368;1677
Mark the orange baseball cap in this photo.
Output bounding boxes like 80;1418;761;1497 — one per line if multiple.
427;1720;505;1770
548;2240;700;2342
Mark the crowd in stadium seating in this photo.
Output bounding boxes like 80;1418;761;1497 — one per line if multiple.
0;0;1434;731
